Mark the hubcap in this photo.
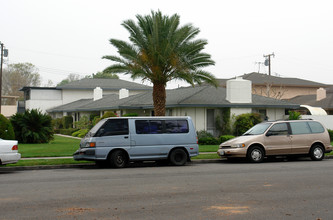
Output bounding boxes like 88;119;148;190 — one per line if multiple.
116;155;124;164
313;147;323;159
251;149;262;161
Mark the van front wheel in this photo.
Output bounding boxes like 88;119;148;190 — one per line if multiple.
110;150;128;168
169;149;188;166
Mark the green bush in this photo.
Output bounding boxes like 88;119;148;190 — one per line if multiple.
101;111;117;119
72;129;88;138
10;109;53;143
233;113;262;136
52;118;64;129
288;111;301;120
197;130;214;139
0;114;15;140
198;137;219;145
74;116;90;129
328;129;333;142
63;116;73;128
218;135;235;144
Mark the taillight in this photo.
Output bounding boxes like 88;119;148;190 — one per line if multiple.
12;145;18;151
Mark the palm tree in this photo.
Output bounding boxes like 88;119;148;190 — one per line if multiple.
103;10;217;116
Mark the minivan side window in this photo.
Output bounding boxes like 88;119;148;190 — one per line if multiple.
267;123;289;136
135;120;189;134
289;122;311;135
308;121;325;133
96;119;129;136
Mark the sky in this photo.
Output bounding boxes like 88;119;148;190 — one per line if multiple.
1;0;333;88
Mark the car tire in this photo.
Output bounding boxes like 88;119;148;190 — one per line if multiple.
110;150;128;168
169;149;187;166
309;145;325;161
247;146;264;163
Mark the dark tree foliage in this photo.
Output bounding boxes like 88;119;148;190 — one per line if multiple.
0;114;15;140
10;109;53;143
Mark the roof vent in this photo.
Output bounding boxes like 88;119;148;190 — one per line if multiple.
93;87;103;101
316;88;326;101
226;77;252;103
119;88;129;99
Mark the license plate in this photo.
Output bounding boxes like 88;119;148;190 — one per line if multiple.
218;150;224;156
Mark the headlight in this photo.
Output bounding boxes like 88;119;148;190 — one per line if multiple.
231;143;246;148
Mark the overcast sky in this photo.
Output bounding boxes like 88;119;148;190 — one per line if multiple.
1;0;332;88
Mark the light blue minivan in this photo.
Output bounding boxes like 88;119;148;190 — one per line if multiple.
73;116;199;168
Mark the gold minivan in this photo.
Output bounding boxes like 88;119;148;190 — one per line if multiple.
217;120;332;162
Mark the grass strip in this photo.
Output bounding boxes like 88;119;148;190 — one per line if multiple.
5;159;94;167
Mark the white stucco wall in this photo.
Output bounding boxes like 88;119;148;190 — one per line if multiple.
266;108;285;121
62;90;93;104
230;108;252;117
301;115;333;130
25;100;63;113
31;89;62;100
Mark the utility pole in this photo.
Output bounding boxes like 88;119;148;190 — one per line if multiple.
0;42;3;114
263;53;275;76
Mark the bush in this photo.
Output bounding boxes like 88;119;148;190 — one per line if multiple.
74;116;90;129
72;129;89;138
0;114;15;140
63;116;73;128
218;135;235;144
328;129;333;142
101;111;118;119
197;130;214;139
10;109;53;143
52;118;64;129
288;111;301;120
233;113;262;136
198;137;219;145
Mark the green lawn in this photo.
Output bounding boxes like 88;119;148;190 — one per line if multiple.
6;159;93;167
199;145;219;152
19;135;81;158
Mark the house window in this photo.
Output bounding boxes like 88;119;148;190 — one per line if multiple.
207;109;215;134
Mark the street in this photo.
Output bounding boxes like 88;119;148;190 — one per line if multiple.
1;159;333;219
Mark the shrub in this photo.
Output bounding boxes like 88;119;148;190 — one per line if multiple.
52;118;64;129
10;109;53;143
101;111;117;119
197;130;214;139
288;111;301;120
74;116;90;129
72;129;89;138
63;116;73;128
198;137;219;145
0;114;15;140
328;129;333;142
233;113;262;136
218;135;235;144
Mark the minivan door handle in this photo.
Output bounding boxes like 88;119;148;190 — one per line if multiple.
124;136;129;139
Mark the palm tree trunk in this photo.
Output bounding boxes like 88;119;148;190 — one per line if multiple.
153;83;166;116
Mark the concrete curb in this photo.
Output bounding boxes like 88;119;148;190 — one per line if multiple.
1;156;332;172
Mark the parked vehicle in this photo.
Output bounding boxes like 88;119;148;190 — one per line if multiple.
217;119;332;162
74;116;199;167
0;138;21;165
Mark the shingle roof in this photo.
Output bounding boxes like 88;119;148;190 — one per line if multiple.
47;99;93;112
48;85;299;112
56;78;152;91
288;86;333;109
216;72;328;87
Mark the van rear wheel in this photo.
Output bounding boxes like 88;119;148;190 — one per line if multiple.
110;150;128;168
310;145;324;161
169;149;187;166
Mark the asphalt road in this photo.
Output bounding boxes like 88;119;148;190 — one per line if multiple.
1;159;333;220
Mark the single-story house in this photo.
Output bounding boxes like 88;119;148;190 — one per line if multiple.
48;77;300;135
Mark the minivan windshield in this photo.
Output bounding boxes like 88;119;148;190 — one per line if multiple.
85;119;106;137
243;123;272;135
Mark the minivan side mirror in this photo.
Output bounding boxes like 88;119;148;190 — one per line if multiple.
96;128;105;137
